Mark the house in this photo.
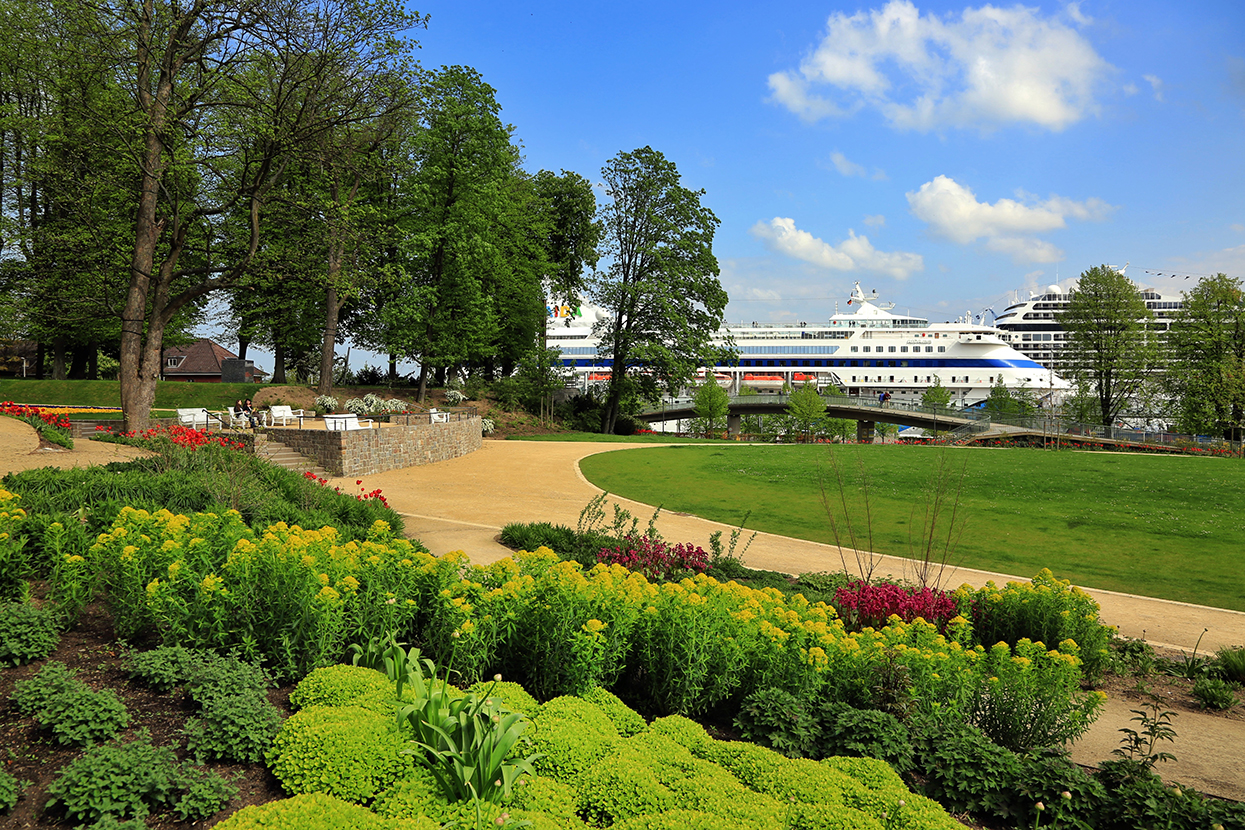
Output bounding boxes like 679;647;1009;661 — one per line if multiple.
162;339;265;383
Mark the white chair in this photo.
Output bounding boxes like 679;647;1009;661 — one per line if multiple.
268;405;308;426
226;406;249;429
324;413;374;431
176;408;212;429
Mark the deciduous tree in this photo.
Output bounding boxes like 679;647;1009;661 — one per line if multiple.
693;380;729;436
1062;265;1160;426
1166;274;1245;440
591;147;731;434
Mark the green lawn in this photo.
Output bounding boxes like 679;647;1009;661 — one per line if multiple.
513;432;733;443
0;379;267;410
578;444;1245;612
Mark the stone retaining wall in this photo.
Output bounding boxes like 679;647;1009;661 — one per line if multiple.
272;416;482;476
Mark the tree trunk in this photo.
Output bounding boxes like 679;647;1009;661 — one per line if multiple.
273;342;287;384
68;344;89;379
417;365;427;403
238;335;249;361
388;354;397;382
51;336;67;380
317;280;344;397
87;347;98;380
34;341;44;379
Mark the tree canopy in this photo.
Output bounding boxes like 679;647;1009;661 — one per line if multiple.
693;381;729;436
1062;265;1160;427
591;147;731;434
1165;274;1245;440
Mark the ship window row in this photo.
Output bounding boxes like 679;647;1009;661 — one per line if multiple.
850;345;944;353
1145;302;1181;309
737;346;841;354
848;376;986;385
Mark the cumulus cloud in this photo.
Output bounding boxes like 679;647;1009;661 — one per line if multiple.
906;174;1115;263
750;217;924;279
767;0;1112;132
830;151;868;177
1065;2;1092;26
863;214;886;227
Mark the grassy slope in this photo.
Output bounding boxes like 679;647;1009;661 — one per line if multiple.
579;444;1245;612
0;378;268;410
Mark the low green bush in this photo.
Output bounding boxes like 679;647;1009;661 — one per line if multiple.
499;521;620;568
0;489;32;601
816;703;913;774
468;679;541;717
217;792;440;830
580;686;647;737
186;690;283;764
910;715;1024;822
1213;645;1245;684
529;696;624;783
0;601;60;665
962;568;1113;682
46;730;235;824
1191;676;1238;711
266;705;414;804
12;660;129;746
0;768;21;814
291;663;395;710
1013;748;1106;830
733;687;819;758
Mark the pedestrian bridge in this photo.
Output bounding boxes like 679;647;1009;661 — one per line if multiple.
638;394;991;441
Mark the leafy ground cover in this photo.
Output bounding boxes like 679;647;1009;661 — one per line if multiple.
578;444;1245;611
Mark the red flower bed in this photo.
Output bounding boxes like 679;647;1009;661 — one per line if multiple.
833;580;960;632
1;400;72;430
597;535;709;581
303;471;390;508
94;423;247;451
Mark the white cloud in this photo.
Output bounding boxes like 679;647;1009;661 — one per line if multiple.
1164;245;1245;279
863;214;886;227
830;151;868;177
1143;74;1165;102
768;0;1112;132
750;217;924;279
1232;223;1245;233
1065;2;1092;26
906;174;1115;263
1123;82;1138;96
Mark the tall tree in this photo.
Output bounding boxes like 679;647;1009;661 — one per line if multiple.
591;147;730;435
9;0;428;430
692;380;729;436
1062;265;1159;427
786;382;826;442
1166;274;1245;440
532;168;602;306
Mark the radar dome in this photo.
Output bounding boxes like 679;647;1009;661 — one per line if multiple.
1047;284;1061;296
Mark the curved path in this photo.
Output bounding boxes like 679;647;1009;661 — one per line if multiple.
332;439;1245;801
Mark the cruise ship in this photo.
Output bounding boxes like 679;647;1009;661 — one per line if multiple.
548;283;1068;408
993;280;1184;376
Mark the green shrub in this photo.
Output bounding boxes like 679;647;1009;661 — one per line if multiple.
0;601;60;665
0;489;32;601
610;810;758;830
910;715;1024;822
580;686;647;736
734;687;819;758
124;645;208;692
217;792;440;830
46;730;235;824
962;568;1113;682
371;767;449;821
0;768;22;814
292;664;395;710
529;696;623;783
1212;645;1245;684
185;690;283;763
12;660;129;746
967;639;1105;751
468;679;541;717
39;682;130;746
1191;676;1238;710
1094;759;1220;830
1013;749;1106;830
574;746;675;825
504;775;583;828
816;703;913;773
648;714;714;756
266;705;414;803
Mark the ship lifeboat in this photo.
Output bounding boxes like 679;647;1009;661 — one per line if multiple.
741;374;786;394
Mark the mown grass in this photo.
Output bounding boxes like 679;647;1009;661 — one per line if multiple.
578;444;1245;612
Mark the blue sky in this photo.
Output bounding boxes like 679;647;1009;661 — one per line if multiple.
225;0;1245;374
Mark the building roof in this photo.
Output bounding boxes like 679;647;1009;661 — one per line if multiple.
163;339;236;377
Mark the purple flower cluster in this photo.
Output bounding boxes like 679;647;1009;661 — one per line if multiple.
597;535;710;581
834;580;959;632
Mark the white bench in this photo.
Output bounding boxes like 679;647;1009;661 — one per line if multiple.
324;413;374;431
429;408;449;424
268;405;309;426
176;408;213;429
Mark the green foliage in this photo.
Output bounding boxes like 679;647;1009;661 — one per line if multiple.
1063;264;1159;426
816;703;914;774
266;705;415;804
46;730;235;824
291;663;396;710
579;686;647;737
693;383;730;435
967;639;1105;751
529;695;624;783
499;521;619;568
0;489;32;601
1191;676;1238;710
186;689;283;764
397;653;541;807
1214;644;1245;684
469;679;541;717
1013;749;1106;830
1165;273;1245;440
12;660;129;746
920;377;952;412
910;715;1024;821
785;383;828;441
962;568;1113;682
1111;700;1178;770
0;601;60;665
0;768;21;814
216;792;440;830
734;687;819;758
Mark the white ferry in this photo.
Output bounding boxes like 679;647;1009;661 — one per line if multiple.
547;282;1068;408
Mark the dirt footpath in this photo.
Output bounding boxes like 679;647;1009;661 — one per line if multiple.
0;416;150;478
336;439;1245;801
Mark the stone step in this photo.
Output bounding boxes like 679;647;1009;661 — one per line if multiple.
258;438;329;478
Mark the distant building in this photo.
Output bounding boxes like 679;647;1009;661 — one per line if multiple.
162;339;266;383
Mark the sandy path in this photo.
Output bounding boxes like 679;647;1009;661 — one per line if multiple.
0;416;150;478
332;439;1245;800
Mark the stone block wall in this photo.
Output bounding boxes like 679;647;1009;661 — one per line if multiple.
271;416;482;476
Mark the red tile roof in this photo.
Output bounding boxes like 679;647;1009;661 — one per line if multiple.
163;339;236;377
